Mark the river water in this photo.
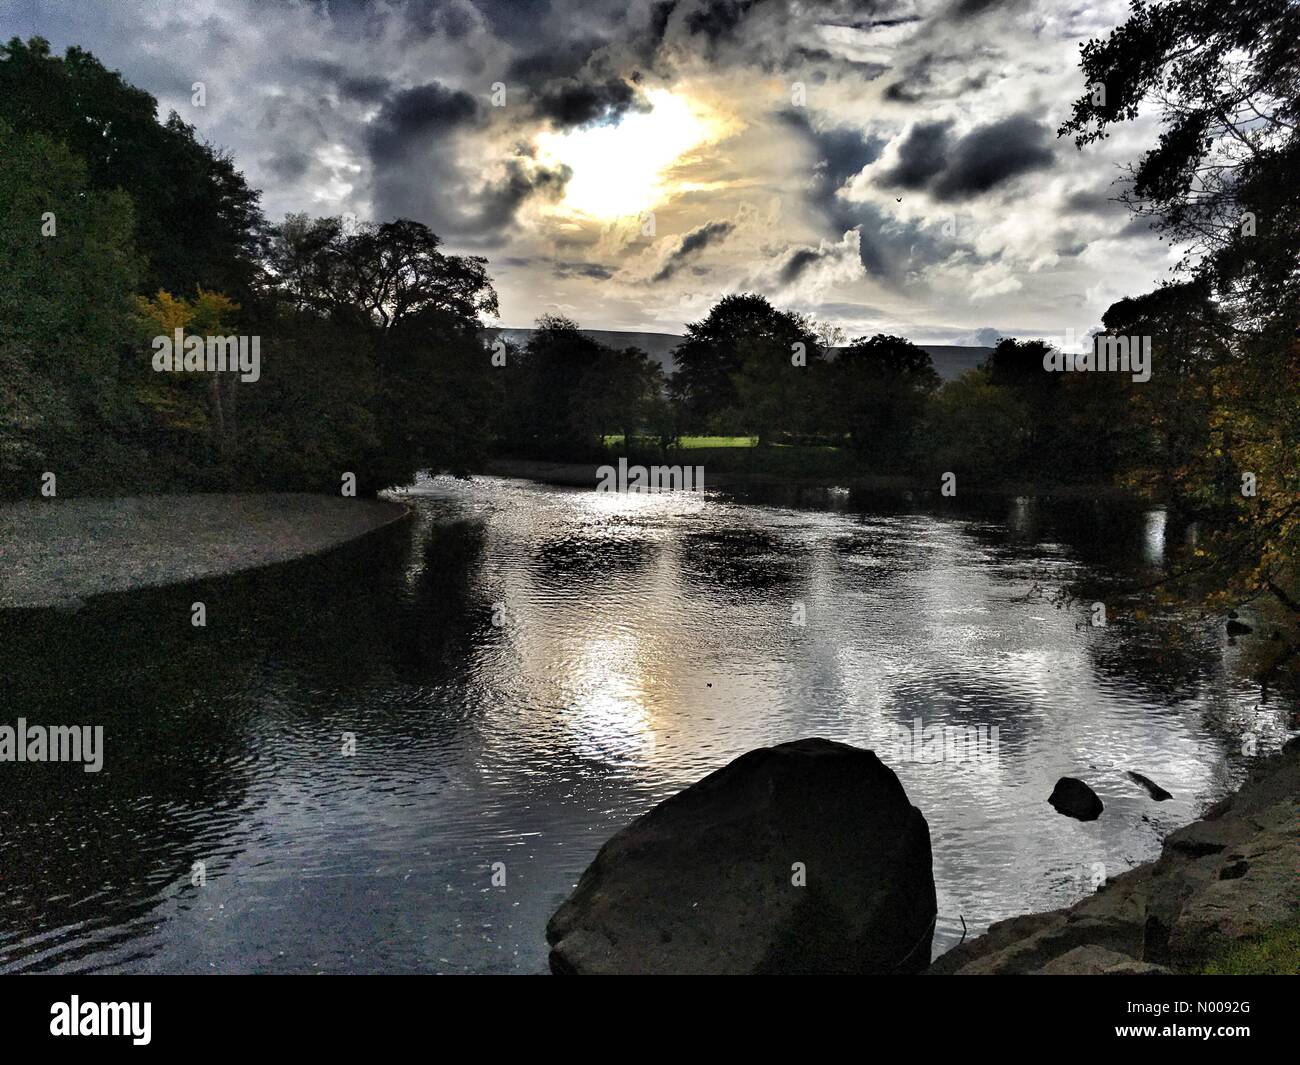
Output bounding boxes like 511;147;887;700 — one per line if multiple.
1;474;1293;973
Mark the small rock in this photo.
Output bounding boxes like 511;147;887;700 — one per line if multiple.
1048;777;1104;821
1127;771;1172;801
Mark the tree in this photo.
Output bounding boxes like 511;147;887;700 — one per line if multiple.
0;122;141;492
1060;0;1300;324
269;217;496;330
0;37;265;299
502;315;607;457
265;214;501;491
569;346;664;450
980;338;1061;479
834;334;940;466
1062;0;1300;614
134;288;242;455
922;370;1031;485
670;293;820;438
1100;281;1226;508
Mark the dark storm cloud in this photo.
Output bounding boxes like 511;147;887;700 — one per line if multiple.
682;0;761;43
932;114;1054;198
531;76;645;128
365;82;480;163
881;45;1004;104
948;0;1029;19
1064;185;1129;216
651;220;734;282
779;246;823;283
554;260;616;280
878;114;1054;201
883;80;924;103
778;110;883;191
878;120;951;190
851;202;947;284
779;109;940;285
460;157;571;237
499;26;653;129
290;58;392;103
364;81;570;246
264;149;312;182
506;39;606;82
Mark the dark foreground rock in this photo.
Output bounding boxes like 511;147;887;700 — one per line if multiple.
1048;776;1104;821
546;738;936;974
928;740;1300;974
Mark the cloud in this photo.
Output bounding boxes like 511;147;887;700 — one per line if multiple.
289;58;392;103
651;220;735;282
365;82;480;164
4;0;1179;338
780;247;824;283
876;113;1055;201
877;120;952;191
931;114;1055;199
554;260;616;280
947;0;1030;20
757;229;868;301
531;76;645;128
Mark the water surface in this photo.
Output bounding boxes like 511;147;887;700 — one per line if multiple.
1;475;1292;973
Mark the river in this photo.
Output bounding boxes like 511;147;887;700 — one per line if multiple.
0;474;1292;973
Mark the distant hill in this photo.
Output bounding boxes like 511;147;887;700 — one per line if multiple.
485;327;683;376
909;345;994;381
484;327;991;383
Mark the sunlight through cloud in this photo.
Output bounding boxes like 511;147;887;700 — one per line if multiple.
535;89;725;220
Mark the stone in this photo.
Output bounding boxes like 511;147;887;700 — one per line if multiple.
1035;945;1171;975
546;738;936;974
1048;776;1104;821
1128;771;1172;801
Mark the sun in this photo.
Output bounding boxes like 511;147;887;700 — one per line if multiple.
535;89;724;221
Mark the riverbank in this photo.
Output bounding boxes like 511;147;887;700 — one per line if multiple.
0;493;410;610
484;455;1147;501
926;737;1300;975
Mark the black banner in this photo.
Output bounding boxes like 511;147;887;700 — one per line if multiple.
0;975;1288;1051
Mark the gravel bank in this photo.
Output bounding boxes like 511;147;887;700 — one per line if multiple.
0;493;410;609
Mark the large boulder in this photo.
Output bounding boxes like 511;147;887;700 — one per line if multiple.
546;738;936;974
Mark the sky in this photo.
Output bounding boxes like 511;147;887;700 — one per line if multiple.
4;0;1179;342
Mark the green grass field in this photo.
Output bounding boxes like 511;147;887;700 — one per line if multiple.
679;435;757;448
602;435;757;448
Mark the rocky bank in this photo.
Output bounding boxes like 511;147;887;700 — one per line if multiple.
927;737;1300;974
